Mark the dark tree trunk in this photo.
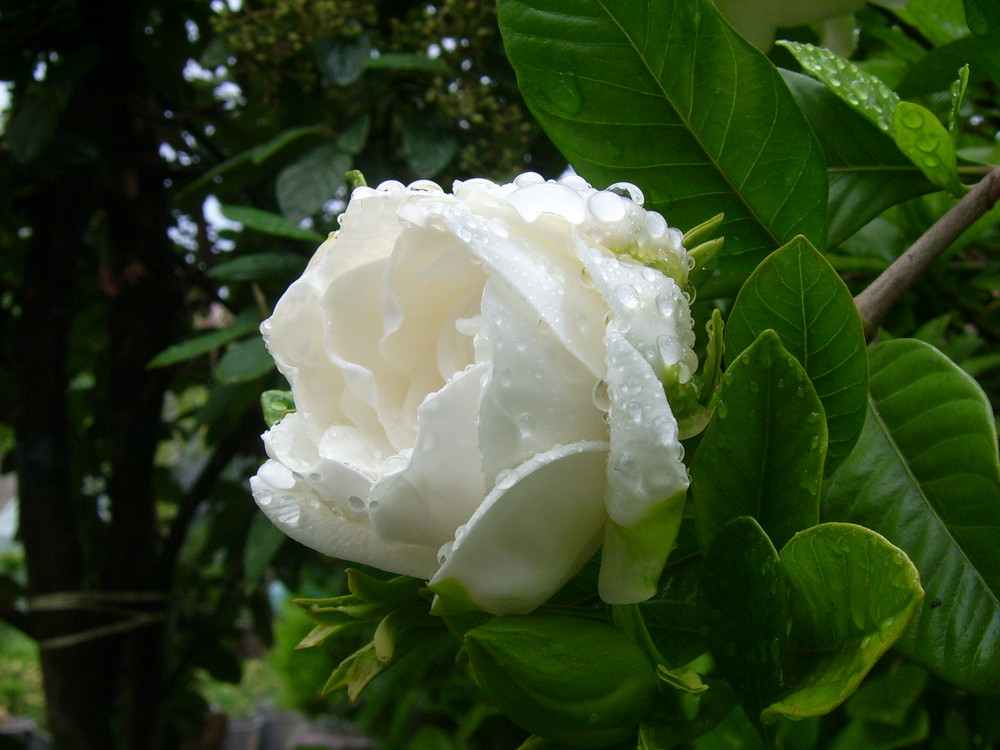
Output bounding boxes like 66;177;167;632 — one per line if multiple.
10;1;182;747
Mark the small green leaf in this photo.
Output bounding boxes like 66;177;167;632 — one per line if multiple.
892;0;969;46
372;603;438;662
276;143;352;221
824;339;1000;693
147;309;261;368
217;336;274;383
725;237;869;473
261;389;294;428
207;252;307;282
778;41;900;134
892;101;965;197
219;205;326;243
692;330;825;550
948;65;969;142
763;523;924;722
314;33;371;86
698;516;787;733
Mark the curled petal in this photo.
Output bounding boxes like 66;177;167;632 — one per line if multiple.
429;441;610;615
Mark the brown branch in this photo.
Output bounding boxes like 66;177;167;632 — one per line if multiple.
855;165;1000;341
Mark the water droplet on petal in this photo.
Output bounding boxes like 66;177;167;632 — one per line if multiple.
615;284;640;309
517;413;534;438
606;181;644;206
348;495;365;512
592;380;611;411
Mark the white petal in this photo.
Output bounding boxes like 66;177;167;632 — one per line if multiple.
251;460;438;579
574;235;698;383
428;441;610;615
442;202;608;378
368;362;488;549
477;276;608;488
603;320;688;527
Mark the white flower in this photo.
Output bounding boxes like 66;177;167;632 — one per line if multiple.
250;173;697;615
713;0;909;54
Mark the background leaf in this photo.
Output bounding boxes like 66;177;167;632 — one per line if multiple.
276;143;352;221
725;237;869;474
764;523;924;722
497;0;828;297
824;339;1000;692
698;516;787;733
692;330;825;550
219;205;326;242
780;71;936;246
206;252;308;282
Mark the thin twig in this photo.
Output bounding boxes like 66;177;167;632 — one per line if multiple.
855;165;1000;342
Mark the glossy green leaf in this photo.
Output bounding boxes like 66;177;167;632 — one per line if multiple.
276;143;352;221
764;523;923;722
963;0;1000;83
892;102;964;197
217;336;274;384
824;339;1000;692
206;252;308;282
780;70;936;245
497;0;827;298
726;237;869;473
219;204;326;243
891;0;969;46
698;516;787;733
692;330;825;550
779;42;899;134
147;309;261;367
345;568;426;606
948;65;969;141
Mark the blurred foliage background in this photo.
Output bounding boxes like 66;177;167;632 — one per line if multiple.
0;0;997;749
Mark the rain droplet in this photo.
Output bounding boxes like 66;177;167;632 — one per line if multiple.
347;495;365;512
274;500;301;528
540;72;583;117
625;400;643;421
614;284;640;310
580;267;595;289
488;216;510;238
498;368;513;388
592;380;611;411
606;181;645;206
588;190;628;223
656;293;675;317
517;413;534;438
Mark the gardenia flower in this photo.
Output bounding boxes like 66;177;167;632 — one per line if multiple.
250;173;697;615
713;0;908;54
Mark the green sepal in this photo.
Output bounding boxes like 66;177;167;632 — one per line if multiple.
345;568;426;605
261;389;295;428
346;168;367;191
682;212;725;248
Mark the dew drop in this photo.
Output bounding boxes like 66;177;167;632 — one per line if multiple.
498;368;513;388
274;500;301;528
592;380;611;411
347;495;365;512
587;190;628;223
437;541;454;566
614;284;640;310
606;181;645;206
540;72;583;117
655;293;675;317
488;216;510;238
514;171;544;187
645;211;667;238
517;413;534;438
625;400;643;421
657;334;681;364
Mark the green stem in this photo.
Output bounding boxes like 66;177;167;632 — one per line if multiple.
854;164;1000;341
